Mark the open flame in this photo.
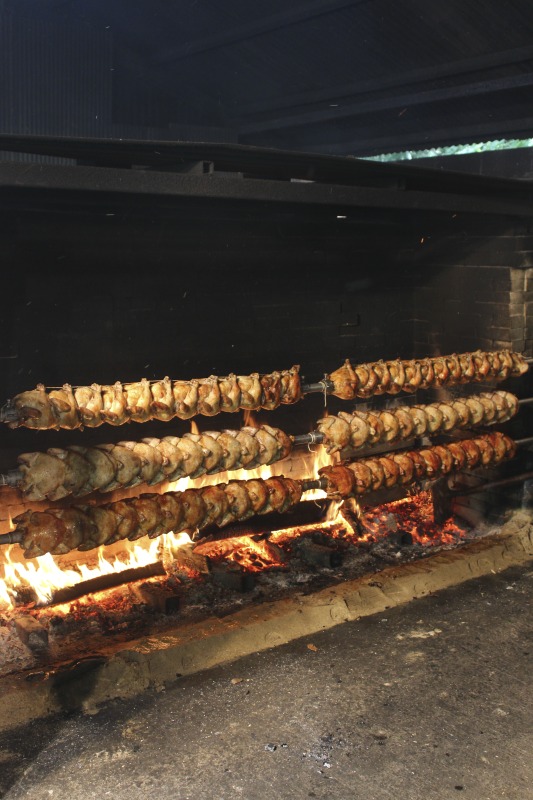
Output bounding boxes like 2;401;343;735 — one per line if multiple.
0;437;467;614
0;441;333;611
0;539;157;609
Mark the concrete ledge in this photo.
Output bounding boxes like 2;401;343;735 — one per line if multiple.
1;518;531;732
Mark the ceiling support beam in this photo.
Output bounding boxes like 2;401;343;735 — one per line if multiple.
155;0;364;63
0;161;531;218
238;44;533;118
239;72;533;135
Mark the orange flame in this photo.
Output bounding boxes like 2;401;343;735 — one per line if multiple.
0;531;198;611
0;441;336;611
194;535;281;572
360;491;466;545
0;439;467;616
243;410;259;428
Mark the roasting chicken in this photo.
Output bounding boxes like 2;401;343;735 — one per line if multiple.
319;432;515;498
219;374;241;413
329;350;528;400
12;476;304;558
150;376;175;421
9;424;295;502
102;382;129;426
1;366;302;430
317;391;518;453
73;384;104;427
197;376;221;416
124;378;152;423
172;380;199;420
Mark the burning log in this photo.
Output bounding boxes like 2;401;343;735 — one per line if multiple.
197;499;331;541
48;561;166;606
326;350;528;400
431;476;454;525
319;432;517;499
167;541;210;575
0;366;302;430
3;476;305;559
128;581;181;614
13;615;49;649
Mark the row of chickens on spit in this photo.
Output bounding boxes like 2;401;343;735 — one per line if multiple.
0;348;528;559
0;349;527;430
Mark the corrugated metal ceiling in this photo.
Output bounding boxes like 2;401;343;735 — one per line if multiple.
5;0;533;154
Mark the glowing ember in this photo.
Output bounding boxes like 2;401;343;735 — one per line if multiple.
0;488;467;612
0;428;468;618
194;536;282;571
195;501;360;569
360;491;467;545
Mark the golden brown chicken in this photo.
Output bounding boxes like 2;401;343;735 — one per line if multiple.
1;367;303;429
318;432;515;498
328;350;528;400
318;392;518;454
9;475;304;558
8;425;294;501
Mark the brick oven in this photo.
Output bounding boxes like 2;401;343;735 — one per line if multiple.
0;135;532;721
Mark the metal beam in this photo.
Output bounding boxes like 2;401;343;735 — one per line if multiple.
0;162;531;218
154;0;364;63
295;115;533;158
240;72;533;135
239;44;533;117
1;133;532;199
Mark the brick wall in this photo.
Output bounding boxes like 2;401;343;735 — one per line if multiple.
412;265;529;357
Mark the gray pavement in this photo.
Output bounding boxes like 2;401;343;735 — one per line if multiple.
1;564;532;800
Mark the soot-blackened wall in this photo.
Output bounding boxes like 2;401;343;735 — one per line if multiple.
0;190;530;460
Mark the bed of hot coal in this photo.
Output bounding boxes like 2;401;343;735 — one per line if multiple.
0;491;508;678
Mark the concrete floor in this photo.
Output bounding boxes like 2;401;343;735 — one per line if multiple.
1;564;532;800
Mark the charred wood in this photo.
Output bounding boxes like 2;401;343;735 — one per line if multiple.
209;562;256;592
49;562;166;606
296;539;344;569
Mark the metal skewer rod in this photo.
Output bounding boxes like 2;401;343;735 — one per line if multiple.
301;478;328;492
518;397;533;405
450;470;533;496
301;380;334;394
292;431;324;446
0;531;22;545
0;478;330;549
514;436;533;446
0;470;22;487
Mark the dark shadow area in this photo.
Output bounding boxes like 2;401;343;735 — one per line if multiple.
0;713;66;797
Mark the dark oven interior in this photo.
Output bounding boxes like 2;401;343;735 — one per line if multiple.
0;142;532;673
